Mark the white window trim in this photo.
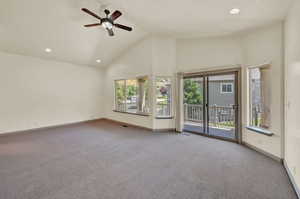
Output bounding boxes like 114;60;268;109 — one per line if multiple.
220;82;233;94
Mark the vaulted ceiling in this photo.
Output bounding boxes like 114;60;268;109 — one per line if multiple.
111;0;292;37
0;0;147;67
0;0;293;67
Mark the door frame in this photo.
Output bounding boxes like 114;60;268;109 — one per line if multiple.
179;67;242;143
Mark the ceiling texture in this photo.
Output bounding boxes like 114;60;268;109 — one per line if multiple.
0;0;293;67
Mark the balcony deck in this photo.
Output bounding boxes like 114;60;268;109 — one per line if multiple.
183;122;235;140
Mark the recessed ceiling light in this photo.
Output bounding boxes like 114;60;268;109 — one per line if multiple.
96;59;101;63
45;48;52;53
230;8;240;15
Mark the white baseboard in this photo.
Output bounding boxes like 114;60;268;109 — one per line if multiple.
284;160;300;198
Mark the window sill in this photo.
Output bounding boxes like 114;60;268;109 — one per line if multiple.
155;116;174;119
113;110;150;117
246;126;273;136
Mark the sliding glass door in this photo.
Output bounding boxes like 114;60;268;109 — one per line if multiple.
183;72;238;141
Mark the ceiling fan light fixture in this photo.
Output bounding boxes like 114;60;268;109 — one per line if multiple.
81;8;132;36
96;59;101;63
102;21;113;29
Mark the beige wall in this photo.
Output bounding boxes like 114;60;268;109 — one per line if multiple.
284;0;300;193
104;24;285;160
0;52;104;134
104;35;245;130
103;38;154;129
103;37;178;130
151;37;177;130
176;35;243;71
176;24;284;158
241;23;284;158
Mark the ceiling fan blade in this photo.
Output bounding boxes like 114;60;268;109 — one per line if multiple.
114;24;132;31
107;28;114;36
110;10;122;21
84;23;101;27
81;8;102;20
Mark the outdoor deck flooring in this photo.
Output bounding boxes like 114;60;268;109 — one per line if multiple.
183;123;235;140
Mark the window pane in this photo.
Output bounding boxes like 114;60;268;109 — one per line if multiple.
125;79;138;113
137;77;150;113
115;80;126;112
156;77;172;117
249;67;270;129
222;84;227;92
184;78;204;104
221;83;233;93
115;77;150;114
227;84;232;92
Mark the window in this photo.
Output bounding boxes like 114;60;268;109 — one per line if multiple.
249;66;271;130
114;77;150;114
156;77;172;117
115;80;126;112
220;83;233;93
125;79;138;113
137;76;150;114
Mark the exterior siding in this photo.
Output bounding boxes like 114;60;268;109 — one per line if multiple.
208;80;235;106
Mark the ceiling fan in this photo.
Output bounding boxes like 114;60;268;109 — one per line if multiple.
81;8;133;36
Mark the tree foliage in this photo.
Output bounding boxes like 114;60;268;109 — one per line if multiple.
184;79;203;104
116;82;137;103
126;85;137;98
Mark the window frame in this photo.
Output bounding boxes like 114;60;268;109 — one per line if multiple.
155;76;173;119
114;76;150;116
220;82;233;94
247;64;273;135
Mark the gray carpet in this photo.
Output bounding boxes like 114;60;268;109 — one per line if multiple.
0;120;297;199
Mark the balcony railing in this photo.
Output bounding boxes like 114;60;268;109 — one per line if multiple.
184;104;235;128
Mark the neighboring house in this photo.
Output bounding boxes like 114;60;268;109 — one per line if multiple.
193;75;235;107
208;79;235;107
209;76;261;108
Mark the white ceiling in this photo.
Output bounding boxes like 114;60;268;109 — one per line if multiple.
0;0;147;67
0;0;293;67
109;0;292;37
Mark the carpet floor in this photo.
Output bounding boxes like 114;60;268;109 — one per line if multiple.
0;120;297;199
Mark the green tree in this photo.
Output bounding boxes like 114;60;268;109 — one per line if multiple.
184;79;203;104
126;85;137;98
116;83;126;103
